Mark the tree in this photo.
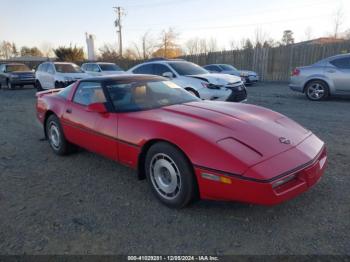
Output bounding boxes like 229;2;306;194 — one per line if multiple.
99;43;119;61
131;32;157;60
158;28;180;58
0;41;14;59
53;45;85;62
281;30;294;45
20;46;43;57
333;5;344;38
304;27;313;41
344;29;350;40
152;47;182;59
40;42;54;57
11;43;18;57
243;39;254;50
254;27;268;48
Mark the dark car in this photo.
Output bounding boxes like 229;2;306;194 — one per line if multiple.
0;63;35;89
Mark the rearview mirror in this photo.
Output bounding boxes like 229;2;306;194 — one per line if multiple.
162;72;174;79
86;103;107;113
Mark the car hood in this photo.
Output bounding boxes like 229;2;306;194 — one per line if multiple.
161;101;311;166
187;73;242;85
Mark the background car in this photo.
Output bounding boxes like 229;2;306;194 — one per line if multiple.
203;64;259;85
36;74;327;208
0;63;35;89
35;62;89;91
81;62;125;76
289;53;350;101
128;59;247;102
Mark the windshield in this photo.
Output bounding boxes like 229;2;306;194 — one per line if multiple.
54;64;83;73
169;62;209;76
99;64;123;71
6;64;30;72
106;80;199;112
220;64;238;71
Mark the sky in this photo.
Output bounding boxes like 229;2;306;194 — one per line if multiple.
0;0;349;53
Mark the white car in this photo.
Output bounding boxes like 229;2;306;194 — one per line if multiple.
81;62;125;76
127;59;247;102
35;62;89;90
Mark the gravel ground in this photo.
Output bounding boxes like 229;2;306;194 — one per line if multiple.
0;83;349;255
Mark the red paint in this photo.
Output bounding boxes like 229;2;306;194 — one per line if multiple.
36;81;327;205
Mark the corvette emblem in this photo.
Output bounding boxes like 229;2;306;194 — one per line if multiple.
279;137;291;145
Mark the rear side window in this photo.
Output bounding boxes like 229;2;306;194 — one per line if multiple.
73;82;106;106
153;64;171;76
330;57;350;69
133;64;153;74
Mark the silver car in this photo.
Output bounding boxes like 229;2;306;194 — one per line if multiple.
289;53;350;101
203;64;259;85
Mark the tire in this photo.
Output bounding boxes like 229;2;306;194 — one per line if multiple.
55;81;64;89
45;114;75;156
305;80;329;101
7;79;14;90
35;80;43;91
145;142;197;208
185;88;200;98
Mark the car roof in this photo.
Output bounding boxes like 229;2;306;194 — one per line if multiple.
326;53;350;60
3;63;27;66
80;74;166;83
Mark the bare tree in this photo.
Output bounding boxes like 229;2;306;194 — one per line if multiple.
304;26;313;41
40;42;54;57
207;37;218;53
158;28;179;58
132;31;156;59
0;41;14;59
185;37;200;55
254;27;268;47
333;5;344;38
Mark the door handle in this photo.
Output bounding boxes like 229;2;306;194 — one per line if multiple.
66;108;72;114
327;70;336;73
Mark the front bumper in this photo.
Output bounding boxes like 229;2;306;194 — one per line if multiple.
244;75;259;84
10;78;35;85
226;85;247;102
195;134;327;205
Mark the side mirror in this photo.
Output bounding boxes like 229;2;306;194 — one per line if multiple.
86;103;107;113
162;72;174;79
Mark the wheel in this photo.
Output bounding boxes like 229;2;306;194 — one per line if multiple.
185;88;200;98
35;80;43;91
305;80;329;101
7;79;14;90
45;114;75;155
55;82;64;89
145;142;197;208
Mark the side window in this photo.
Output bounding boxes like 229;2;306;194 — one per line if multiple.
330;58;350;69
41;63;49;73
47;64;55;74
0;64;4;72
91;64;100;72
73;82;106;106
133;64;153;74
81;64;87;71
153;64;172;76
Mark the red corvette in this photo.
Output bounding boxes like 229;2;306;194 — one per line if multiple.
36;75;327;208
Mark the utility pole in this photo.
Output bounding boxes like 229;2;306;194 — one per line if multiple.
113;6;124;57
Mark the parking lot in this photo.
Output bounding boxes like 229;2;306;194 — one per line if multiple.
0;83;349;255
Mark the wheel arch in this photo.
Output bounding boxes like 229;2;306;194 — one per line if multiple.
303;78;331;93
43;110;56;138
137;138;195;181
184;87;200;97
